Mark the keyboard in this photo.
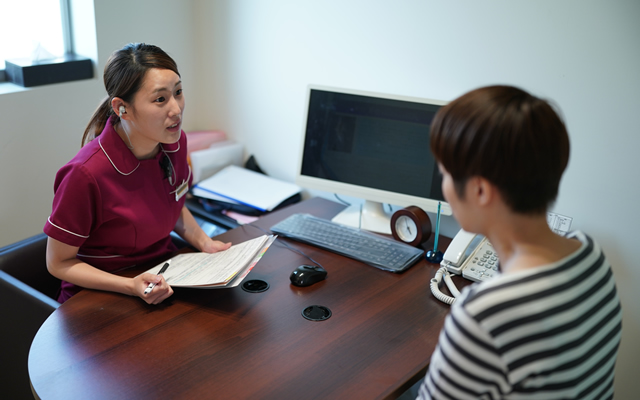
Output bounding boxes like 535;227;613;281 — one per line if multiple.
270;213;424;273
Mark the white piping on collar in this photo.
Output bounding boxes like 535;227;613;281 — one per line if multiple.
161;137;181;153
47;216;90;238
99;137;140;176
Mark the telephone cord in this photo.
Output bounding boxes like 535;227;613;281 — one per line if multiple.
431;267;460;305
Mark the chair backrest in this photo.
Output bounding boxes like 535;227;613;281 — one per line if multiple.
0;270;59;399
0;233;61;301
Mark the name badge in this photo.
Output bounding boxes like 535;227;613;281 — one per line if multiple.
175;180;189;201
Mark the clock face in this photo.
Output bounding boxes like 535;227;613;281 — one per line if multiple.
390;206;432;247
395;215;418;243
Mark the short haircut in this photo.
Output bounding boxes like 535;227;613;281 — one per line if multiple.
430;85;570;214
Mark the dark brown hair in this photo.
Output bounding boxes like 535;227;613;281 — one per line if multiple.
430;85;570;214
82;43;180;146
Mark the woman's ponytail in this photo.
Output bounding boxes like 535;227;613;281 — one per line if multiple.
82;97;114;147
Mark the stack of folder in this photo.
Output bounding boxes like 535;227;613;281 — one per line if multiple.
192;165;302;213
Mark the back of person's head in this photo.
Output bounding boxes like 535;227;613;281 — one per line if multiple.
82;43;180;146
430;85;570;214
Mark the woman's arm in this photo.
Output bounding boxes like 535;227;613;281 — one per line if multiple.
173;205;232;253
45;237;173;305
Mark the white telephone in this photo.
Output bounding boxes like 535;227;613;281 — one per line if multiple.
430;229;500;304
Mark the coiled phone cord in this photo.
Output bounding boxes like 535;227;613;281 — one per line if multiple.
430;267;461;305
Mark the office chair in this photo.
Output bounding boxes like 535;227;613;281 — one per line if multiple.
0;233;61;300
0;271;59;399
0;233;61;399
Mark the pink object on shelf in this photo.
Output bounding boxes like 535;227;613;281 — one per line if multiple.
223;210;259;225
185;131;227;155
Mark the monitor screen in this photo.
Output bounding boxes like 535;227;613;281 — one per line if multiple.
296;86;451;234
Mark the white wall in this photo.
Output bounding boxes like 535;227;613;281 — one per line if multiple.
1;0;637;396
195;0;640;397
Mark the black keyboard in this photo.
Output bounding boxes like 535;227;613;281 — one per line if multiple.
270;213;424;272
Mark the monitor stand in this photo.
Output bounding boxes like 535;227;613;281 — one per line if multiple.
331;200;392;234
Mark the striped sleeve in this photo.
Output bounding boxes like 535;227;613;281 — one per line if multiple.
419;287;510;400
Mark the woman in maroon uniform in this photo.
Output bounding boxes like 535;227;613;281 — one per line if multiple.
44;43;230;304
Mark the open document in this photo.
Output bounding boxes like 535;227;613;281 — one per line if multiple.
144;235;277;289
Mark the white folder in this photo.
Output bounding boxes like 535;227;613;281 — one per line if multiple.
192;165;301;212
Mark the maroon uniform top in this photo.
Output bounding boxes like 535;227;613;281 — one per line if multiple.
44;115;192;302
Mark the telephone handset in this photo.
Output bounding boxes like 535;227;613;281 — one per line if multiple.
431;229;500;304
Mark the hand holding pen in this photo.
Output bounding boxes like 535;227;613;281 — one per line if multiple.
144;260;171;294
135;265;173;304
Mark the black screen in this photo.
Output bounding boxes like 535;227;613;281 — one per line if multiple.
300;89;444;201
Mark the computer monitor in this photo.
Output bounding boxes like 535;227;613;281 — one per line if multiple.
296;85;452;234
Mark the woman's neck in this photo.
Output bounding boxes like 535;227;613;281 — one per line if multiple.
115;124;160;160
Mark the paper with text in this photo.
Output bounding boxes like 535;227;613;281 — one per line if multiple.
145;235;276;288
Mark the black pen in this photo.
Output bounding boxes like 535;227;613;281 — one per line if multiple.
144;260;171;294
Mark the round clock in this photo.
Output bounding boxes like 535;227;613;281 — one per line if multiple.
390;206;432;247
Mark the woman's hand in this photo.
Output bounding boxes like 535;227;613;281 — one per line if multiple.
200;238;232;254
134;273;174;305
174;205;232;253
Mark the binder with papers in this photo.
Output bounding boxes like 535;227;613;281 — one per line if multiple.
192;165;301;212
144;235;277;288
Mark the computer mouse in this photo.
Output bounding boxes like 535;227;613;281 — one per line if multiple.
290;265;327;287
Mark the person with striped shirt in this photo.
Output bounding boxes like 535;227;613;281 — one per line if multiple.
417;85;622;399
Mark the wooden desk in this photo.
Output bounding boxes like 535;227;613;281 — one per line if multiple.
29;198;462;400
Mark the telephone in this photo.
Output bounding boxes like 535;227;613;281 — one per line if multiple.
430;229;500;304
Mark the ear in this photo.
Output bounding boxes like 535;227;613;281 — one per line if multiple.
467;176;495;207
111;97;128;119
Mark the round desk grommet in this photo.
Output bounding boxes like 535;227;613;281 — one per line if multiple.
242;279;270;293
302;305;332;321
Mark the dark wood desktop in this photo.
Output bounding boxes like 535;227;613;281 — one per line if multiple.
28;197;462;400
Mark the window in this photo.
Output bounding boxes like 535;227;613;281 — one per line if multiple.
0;0;89;86
0;0;67;69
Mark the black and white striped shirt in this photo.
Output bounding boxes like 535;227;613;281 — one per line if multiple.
419;231;622;400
